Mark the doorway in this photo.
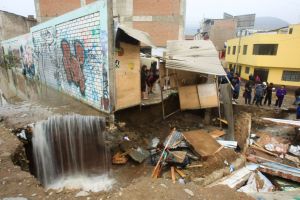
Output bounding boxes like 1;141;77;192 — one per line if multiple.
253;68;269;82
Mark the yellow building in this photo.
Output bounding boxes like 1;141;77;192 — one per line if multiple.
225;24;300;87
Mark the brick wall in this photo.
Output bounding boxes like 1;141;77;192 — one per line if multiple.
1;1;111;113
133;21;179;46
133;0;180;16
39;0;81;21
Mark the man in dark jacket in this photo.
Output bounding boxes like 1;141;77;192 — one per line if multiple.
264;83;274;106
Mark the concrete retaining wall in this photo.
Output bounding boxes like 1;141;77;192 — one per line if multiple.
1;1;111;113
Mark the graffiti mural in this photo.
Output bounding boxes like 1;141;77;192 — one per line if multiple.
1;0;110;113
1;33;35;78
20;45;35;77
61;39;86;95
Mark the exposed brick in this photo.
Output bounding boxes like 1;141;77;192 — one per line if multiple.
133;21;179;47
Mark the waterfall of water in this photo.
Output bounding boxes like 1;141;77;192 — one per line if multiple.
32;114;114;192
0;89;8;106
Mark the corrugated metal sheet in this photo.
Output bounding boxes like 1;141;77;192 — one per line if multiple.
118;25;155;47
166;40;226;76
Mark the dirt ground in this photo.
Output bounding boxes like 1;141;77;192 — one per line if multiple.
109;177;253;200
0;69;298;199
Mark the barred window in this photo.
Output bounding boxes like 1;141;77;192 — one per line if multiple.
282;71;300;82
245;66;250;74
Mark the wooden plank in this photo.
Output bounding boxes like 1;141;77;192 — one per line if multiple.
209;129;226;138
175;168;186;178
183;129;222;157
220;83;234;140
217;118;228;125
171;166;176;184
197;83;218;108
115;42;141;110
186;164;203;168
178;85;200;110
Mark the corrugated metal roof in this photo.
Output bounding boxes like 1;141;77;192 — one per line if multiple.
166;40;226;76
118;25;155;47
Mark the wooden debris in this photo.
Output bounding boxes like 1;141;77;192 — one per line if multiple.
167;151;187;164
152;129;176;178
112;152;128;164
186;164;203;168
251;144;278;157
285;154;300;164
209;129;226;138
171;166;176;184
183;129;222;157
217;118;228;125
175;168;186;178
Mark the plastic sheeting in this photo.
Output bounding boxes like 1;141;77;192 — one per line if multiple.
166;40;226;76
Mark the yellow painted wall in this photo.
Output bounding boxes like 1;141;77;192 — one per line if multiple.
227;62;300;87
225;24;300;86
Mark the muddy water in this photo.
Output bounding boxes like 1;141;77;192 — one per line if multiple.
0;68;105;117
32;114;114;192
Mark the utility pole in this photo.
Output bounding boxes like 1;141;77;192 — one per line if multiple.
234;29;243;74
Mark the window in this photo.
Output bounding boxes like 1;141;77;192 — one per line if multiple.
243;45;248;55
245;66;250;74
232;46;236;55
253;44;278;55
289;28;293;34
282;71;300;82
229;64;232;70
227;46;231;55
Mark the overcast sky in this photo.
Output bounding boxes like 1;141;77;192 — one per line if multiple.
0;0;299;25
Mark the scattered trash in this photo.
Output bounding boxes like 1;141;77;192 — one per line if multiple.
16;130;27;140
178;178;185;184
151;137;160;148
163;130;185;149
229;164;235;173
217;140;238;149
289;145;300;156
238;171;274;193
123;136;130;141
183;188;194;196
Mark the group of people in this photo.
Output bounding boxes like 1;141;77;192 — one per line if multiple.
223;69;289;109
141;62;159;100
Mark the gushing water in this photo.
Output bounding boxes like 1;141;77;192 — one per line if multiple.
32;114;114;192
